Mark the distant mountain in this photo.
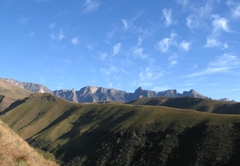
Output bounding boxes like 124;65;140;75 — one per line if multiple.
53;86;128;102
53;86;207;103
157;89;206;98
4;78;52;94
218;98;236;102
3;77;236;102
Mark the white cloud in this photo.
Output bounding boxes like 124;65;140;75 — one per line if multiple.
19;15;29;24
121;19;128;30
186;15;198;29
155;33;177;53
100;65;118;75
137;36;143;46
180;41;191;52
168;55;178;67
226;1;240;19
84;0;99;12
113;43;122;56
71;37;79;45
204;37;221;47
162;8;172;26
139;67;163;82
186;1;213;29
212;15;230;32
185;53;240;77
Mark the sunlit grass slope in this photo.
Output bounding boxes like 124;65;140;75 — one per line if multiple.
2;93;240;165
0;78;31;100
128;96;240;114
0;120;58;166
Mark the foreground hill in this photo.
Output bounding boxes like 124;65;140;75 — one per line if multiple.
0;120;58;166
128;97;240;114
1;93;240;165
0;78;31;100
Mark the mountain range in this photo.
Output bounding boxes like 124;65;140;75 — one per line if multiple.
4;78;231;103
1;77;240;165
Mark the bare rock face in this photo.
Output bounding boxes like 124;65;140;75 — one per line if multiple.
76;86;127;102
4;78;52;94
181;89;206;98
157;89;178;97
3;77;212;103
53;89;78;103
53;86;208;103
132;87;157;99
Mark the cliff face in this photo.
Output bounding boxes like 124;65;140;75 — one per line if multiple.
53;86;206;103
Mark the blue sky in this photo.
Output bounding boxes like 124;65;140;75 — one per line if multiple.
1;0;240;101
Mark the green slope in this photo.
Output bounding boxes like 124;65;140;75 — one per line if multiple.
1;93;240;165
128;96;240;114
0;78;31;100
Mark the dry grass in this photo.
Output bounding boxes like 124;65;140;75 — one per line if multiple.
0;120;58;166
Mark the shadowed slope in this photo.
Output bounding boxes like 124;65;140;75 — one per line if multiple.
128;97;240;114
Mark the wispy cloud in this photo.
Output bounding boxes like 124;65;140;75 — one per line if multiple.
49;23;55;28
50;30;65;41
212;15;230;32
139;67;163;83
19;15;29;24
180;41;191;52
71;37;79;45
155;33;177;53
99;53;107;60
204;37;221;47
162;8;172;26
132;47;148;59
185;53;240;77
226;1;240;19
100;64;118;76
84;0;99;12
121;19;128;30
232;5;240;18
137;36;143;46
176;0;188;8
113;43;122;56
186;1;213;29
119;13;154;37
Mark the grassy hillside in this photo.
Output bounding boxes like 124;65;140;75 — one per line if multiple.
128;96;240;114
0;120;58;166
1;93;240;165
0;78;31;100
0;95;16;112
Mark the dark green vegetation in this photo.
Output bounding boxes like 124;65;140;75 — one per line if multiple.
1;92;240;166
128;96;240;114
